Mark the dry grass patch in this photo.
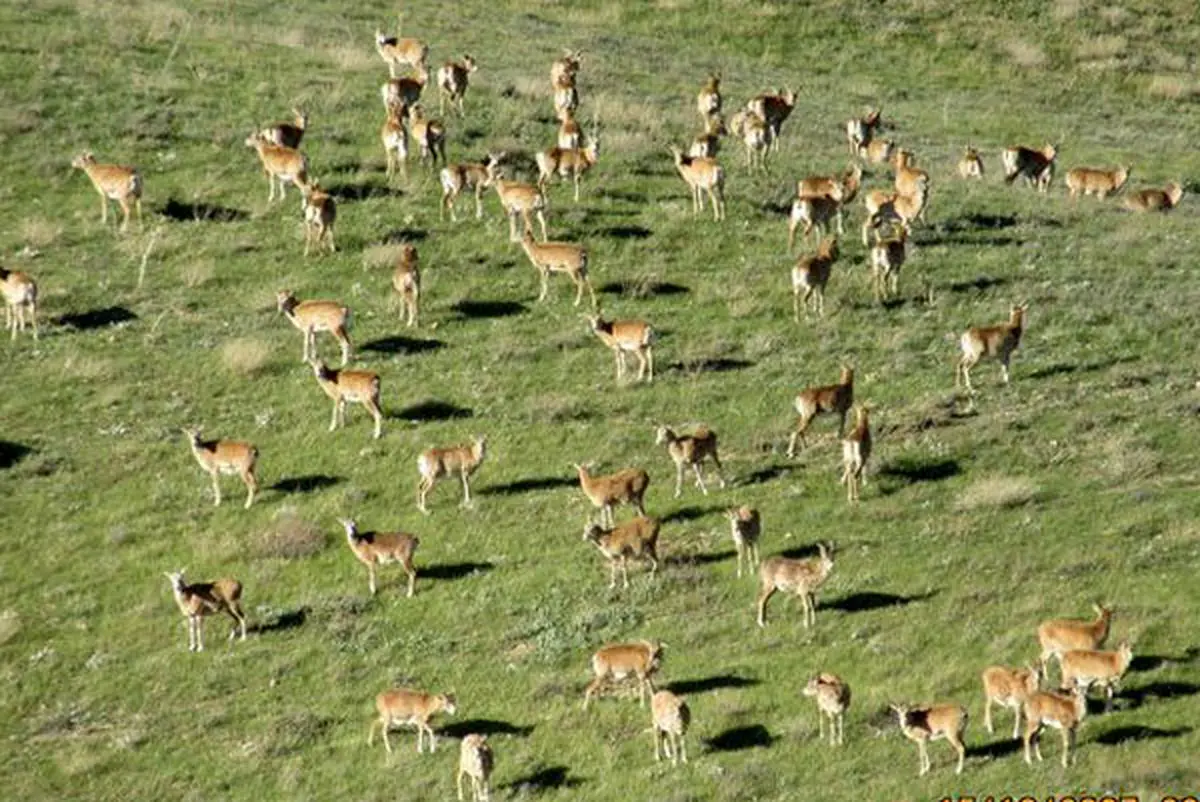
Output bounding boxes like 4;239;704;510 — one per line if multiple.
180;258;215;288
1093;434;1160;483
221;338;271;377
1005;39;1048;69
1076;35;1127;61
256;510;326;560
1053;0;1082;20
955;475;1039;511
325;44;376;72
1147;75;1199;100
361;243;405;270
0;610;20;645
19;216;64;248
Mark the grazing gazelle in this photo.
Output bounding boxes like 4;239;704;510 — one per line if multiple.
891;702;968;776
588;314;656;383
416;436;488;513
182;427;259;509
276;290;352;366
164;569;247;652
71;152;143;232
670;146;725;221
307;359;383;440
0;267;38;340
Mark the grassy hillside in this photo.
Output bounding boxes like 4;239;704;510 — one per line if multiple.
1;1;1199;800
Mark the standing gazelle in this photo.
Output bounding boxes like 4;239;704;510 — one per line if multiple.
651;690;690;765
457;733;494;801
437;55;477;117
489;164;549;242
519;229;596;308
588;315;656;383
654;425;726;497
440;153;502;221
670;147;725;221
277;290;353;366
164;570;247;652
182;427;259;509
392;244;421;327
755;542;834;628
381;103;410;181
416;436;488;513
244;133;308;202
839;405;871;503
956;303;1027;396
803;673;851;746
308;359;383;440
341;518;418;597
727;506;761;579
299;181;336;256
891;703;968;776
71;152;143;232
0;267;38;340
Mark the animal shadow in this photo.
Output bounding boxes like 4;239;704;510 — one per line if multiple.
1117;681;1200;709
878;458;961;488
670;357;755;375
665;549;736;567
250;607;308;634
1094;725;1192;745
742;464;791;486
948;276;1006;294
481;476;577;496
598;280;689;299
663;505;723;523
381;228;428;243
323;182;403;202
704;725;774;752
503;765;584;793
451;300;527;319
1130;647;1200;672
967;738;1022;759
598;224;652;239
55;306;137;330
360;336;444;355
666;674;759;695
0;440;33;469
269;475;342;495
824;590;938;613
422;562;495;581
440;718;535;739
159;199;249;223
393;400;472;421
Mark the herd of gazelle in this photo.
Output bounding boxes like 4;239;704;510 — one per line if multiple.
33;26;1163;789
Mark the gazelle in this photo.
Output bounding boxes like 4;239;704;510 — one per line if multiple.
1037;603;1114;673
308;359;383;440
756;542;834;628
696;72;721;118
416;436;488;513
71;152;143;232
381;68;427;112
244;133;308;202
550;49;583;90
892;149;930;197
1023;686;1086;768
1123;182;1184;212
747;88;796;150
891;703;968;776
488;162;548;242
803;673;851;746
1060;642;1133;712
392;243;420;327
583;640;662;709
456;733;494;802
519;229;596;307
956;303;1027;395
261;108;308;150
787;365;854;456
729;109;771;170
655;425;725;497
982;663;1043;740
340;518;418;597
276;290;352;366
381;103;410;180
440;153;502;221
437;55;477;117
791;236;839;319
0;268;38;340
582;517;660;589
375;30;429;77
651;690;691;765
861;184;928;246
299;181;336;256
839;405;871;503
797;165;862;204
689;113;726;159
369;688;457;754
1066;165;1130;200
575;463;650;528
164;570;246;652
869;225;907;302
670;147;725;221
845;108;882;155
557;107;583;150
182;427;259;509
535;139;600;203
588;314;656;383
727;506;761;578
409;105;446;168
788;194;844;251
957;146;985;179
1003;144;1057;192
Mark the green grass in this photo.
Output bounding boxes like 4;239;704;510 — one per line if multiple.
2;1;1200;800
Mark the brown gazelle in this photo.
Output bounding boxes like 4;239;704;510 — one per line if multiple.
858;138;895;165
1037;603;1114;671
456;733;494;802
368;688;457;754
696;72;721;118
797;165;862;204
341;518;418;598
381;69;427;112
891;703;968;776
299;181;336;256
489;163;549;242
1003;144;1057;192
519;229;596;307
0;267;38;340
727;506;761;579
582;517;661;589
550;49;583;90
574;463;650;528
869;225;907;302
981;662;1042;740
803;673;851;746
71;152;143;232
588;314;656;383
839;405;871;503
792;236;840;319
409;104;446;168
670;147;725;221
1123;182;1184;212
729;109;771;170
1066;165;1130;200
182;427;259;509
437;55;477;117
690;113;727;159
787;366;854;457
416;436;488;513
1023;685;1087;768
261;108;308;150
1060;641;1133;711
381;103;410;181
583;640;663;709
861;184;928;246
655;425;726;498
277;290;352;366
756;542;834;628
244;133;308;202
788;194;844;251
308;359;383;439
536;139;600;203
845;108;882;155
892;150;930;197
556;107;584;151
956;303;1027;395
747;88;796;150
949;146;981;181
651;690;690;765
164;570;247;652
375;30;429;77
440;153;502;221
392;243;420;327
553;73;579;118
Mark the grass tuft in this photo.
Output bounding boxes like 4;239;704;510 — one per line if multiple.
256;510;327;560
221;338;272;377
955;476;1040;511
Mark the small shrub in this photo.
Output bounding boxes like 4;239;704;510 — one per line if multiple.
955;476;1039;511
222;338;271;377
256;511;326;559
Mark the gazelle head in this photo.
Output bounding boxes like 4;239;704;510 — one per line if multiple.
71;151;97;170
164;569;188;593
